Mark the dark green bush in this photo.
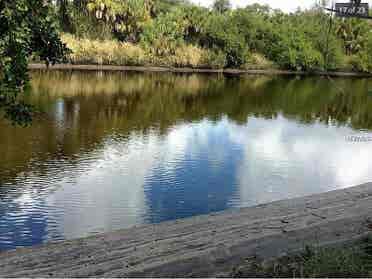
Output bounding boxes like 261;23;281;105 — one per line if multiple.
201;13;248;67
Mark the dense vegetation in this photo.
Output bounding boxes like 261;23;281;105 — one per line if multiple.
51;0;372;72
232;235;372;277
0;0;68;124
1;0;372;124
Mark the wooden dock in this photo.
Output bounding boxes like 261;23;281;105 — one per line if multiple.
1;182;372;277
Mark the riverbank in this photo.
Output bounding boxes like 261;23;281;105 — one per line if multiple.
29;63;372;77
1;182;371;277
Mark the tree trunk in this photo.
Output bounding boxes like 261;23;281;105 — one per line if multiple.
57;0;72;32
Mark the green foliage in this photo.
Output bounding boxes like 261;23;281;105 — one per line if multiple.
336;18;370;55
70;8;113;40
3;0;371;131
46;0;372;73
297;11;343;70
87;0;154;42
62;33;147;66
152;0;190;16
200;49;227;69
0;0;68;125
231;7;273;53
140;7;187;56
3;0;371;127
201;12;248;67
181;5;210;44
57;0;73;32
258;10;346;71
141;4;255;68
232;236;372;278
212;0;231;14
170;45;226;68
268;26;324;71
62;34;226;69
351;32;372;72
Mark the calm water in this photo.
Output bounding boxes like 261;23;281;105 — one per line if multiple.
1;71;372;250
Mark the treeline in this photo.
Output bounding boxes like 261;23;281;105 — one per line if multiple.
49;0;372;72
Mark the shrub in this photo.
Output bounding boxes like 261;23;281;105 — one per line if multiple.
170;45;205;68
61;34;147;66
61;34;228;69
140;8;187;56
87;0;153;42
242;53;274;70
267;26;324;71
169;45;225;68
348;53;372;73
353;34;372;73
232;236;372;278
200;49;227;69
201;13;248;67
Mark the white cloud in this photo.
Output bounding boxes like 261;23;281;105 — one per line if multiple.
227;115;372;207
4;115;372;243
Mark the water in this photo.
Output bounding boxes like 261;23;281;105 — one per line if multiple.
1;71;372;250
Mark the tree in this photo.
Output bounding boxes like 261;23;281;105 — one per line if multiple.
87;0;154;42
336;18;369;55
141;7;187;56
0;0;68;125
202;12;247;67
73;0;88;11
57;0;73;32
212;0;231;14
152;0;191;16
231;6;274;53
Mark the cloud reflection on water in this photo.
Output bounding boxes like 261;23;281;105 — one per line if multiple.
1;72;372;250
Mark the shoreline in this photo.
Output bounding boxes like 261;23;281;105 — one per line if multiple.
29;63;372;77
1;182;371;277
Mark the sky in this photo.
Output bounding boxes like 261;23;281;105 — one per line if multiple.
9;115;372;243
190;0;372;13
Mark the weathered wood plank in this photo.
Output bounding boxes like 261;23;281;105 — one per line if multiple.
1;182;371;277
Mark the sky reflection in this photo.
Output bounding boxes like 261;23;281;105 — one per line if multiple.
1;71;372;250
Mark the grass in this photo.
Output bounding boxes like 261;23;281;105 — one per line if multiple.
62;33;147;66
57;34;367;72
52;34;369;72
231;235;372;278
60;34;272;70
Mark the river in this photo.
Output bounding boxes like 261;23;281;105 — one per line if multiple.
1;70;372;250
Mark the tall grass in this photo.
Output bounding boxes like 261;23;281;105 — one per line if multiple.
232;235;372;278
62;34;147;66
61;34;235;69
165;45;227;69
60;34;277;70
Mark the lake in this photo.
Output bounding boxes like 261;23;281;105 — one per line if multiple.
1;70;372;250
